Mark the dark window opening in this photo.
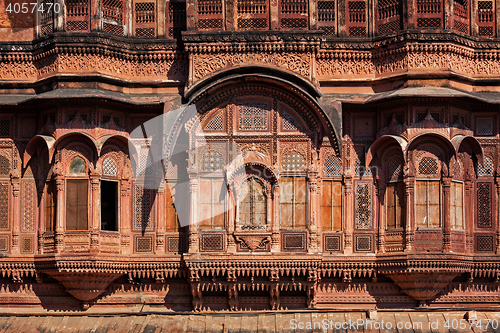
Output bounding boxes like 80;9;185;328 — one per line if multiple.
101;180;118;231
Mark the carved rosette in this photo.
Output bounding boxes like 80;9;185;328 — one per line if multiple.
45;271;124;302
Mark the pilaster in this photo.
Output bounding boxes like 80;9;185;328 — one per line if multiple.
442;177;452;252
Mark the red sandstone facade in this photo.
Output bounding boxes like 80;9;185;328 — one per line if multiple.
0;0;499;313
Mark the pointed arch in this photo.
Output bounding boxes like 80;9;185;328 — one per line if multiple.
23;135;56;168
365;135;407;169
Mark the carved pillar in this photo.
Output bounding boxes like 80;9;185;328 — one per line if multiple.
10;171;20;254
338;0;346;36
403;177;415;252
226;0;236;30
309;0;318;29
497;0;500;37
465;180;474;253
186;0;198;31
157;0;166;36
496;181;500;254
270;0;279;29
307;173;319;253
271;184;280;252
54;0;65;31
227;186;236;253
156;186;165;254
37;182;45;254
442;177;452;252
344;176;353;254
444;0;454;30
377;180;386;253
188;177;199;253
55;175;65;253
120;178;132;255
471;0;478;35
90;176;100;254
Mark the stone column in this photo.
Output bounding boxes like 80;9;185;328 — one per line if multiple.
309;0;318;30
444;0;454;30
156;186;165;254
55;175;65;253
120;178;132;255
377;180;386;253
271;184;280;252
90;176;100;254
344;175;353;254
338;0;347;36
403;177;415;252
307;174;319;253
226;0;236;30
496;182;500;254
188;177;199;253
442;177;452;252
37;181;45;254
186;0;198;31
270;0;280;29
465;180;474;254
227;187;236;253
10;171;20;254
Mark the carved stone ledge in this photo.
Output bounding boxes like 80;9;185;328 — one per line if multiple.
45;271;124;302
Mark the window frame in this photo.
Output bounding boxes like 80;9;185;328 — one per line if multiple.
320;179;343;232
279;176;308;230
100;179;119;232
415;179;442;229
385;181;404;230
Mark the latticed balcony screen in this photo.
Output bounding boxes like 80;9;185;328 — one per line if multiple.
279;0;308;30
66;0;91;32
198;0;223;30
376;0;401;35
318;0;335;35
238;0;269;30
477;0;495;37
346;0;366;36
40;0;54;35
135;1;156;38
453;0;469;34
102;0;125;35
167;1;186;38
415;0;442;29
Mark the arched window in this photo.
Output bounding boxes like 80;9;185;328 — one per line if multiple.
386;157;404;229
415;153;441;228
238;177;267;228
66;156;89;230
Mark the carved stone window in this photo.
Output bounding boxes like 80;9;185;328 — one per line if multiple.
199;178;226;229
321;180;342;231
477;0;494;37
0;183;9;230
198;0;223;30
282;152;306;171
280;177;307;229
355;183;371;229
415;180;440;228
376;0;401;35
477;156;494;176
201;151;223;172
204;110;224;131
415;0;442;29
238;0;269;29
133;184;155;231
477;182;492;228
387;157;403;181
103;157;118;177
476;117;493;136
102;0;125;35
134;1;156;38
418;156;439;176
347;0;366;35
281;112;302;131
450;181;464;229
238;102;269;131
318;0;335;35
279;0;308;29
324;155;342;177
386;182;404;229
65;0;91;32
0;119;10;137
0;155;9;175
238;177;267;228
453;0;469;34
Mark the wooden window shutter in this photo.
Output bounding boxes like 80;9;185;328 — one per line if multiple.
66;179;89;230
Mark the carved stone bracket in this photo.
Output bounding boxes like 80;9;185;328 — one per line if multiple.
234;234;271;252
